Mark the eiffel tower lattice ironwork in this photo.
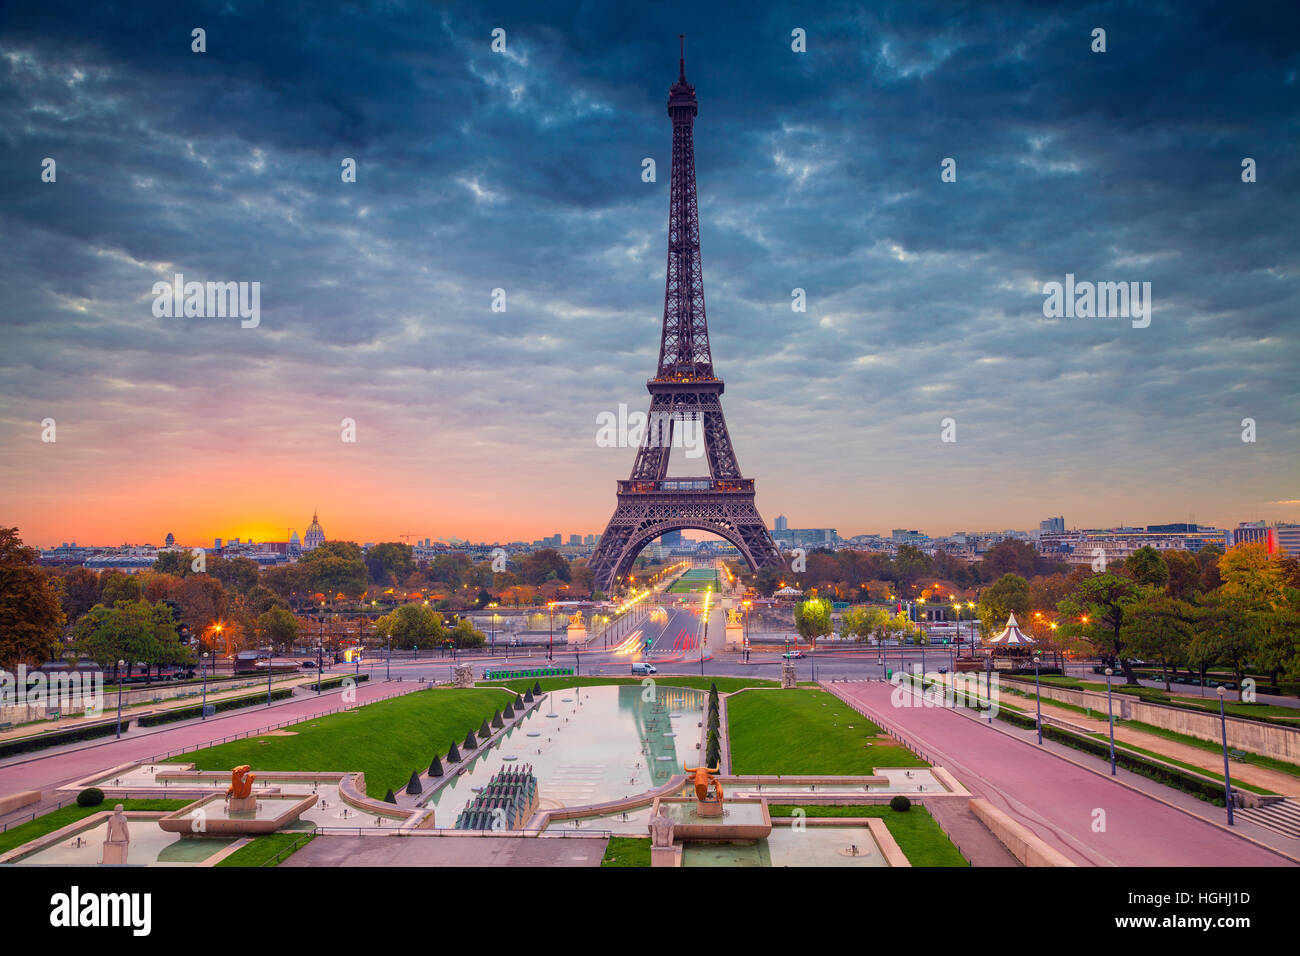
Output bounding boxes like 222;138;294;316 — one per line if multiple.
588;41;784;595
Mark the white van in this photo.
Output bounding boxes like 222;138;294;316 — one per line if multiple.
631;662;657;675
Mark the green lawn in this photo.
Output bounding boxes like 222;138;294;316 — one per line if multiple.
601;836;652;867
0;799;191;856
727;688;927;774
766;804;966;866
667;570;719;593
169;686;514;798
479;676;776;694
216;832;316;867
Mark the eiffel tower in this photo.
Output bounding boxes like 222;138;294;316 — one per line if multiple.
588;40;784;595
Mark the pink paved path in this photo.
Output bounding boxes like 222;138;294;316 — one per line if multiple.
0;680;420;797
832;681;1292;867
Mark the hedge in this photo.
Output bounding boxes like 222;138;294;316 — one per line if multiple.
137;688;294;726
311;673;370;692
0;719;121;759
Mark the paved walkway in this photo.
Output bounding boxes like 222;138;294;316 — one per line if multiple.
283;834;606;867
925;798;1019;867
828;681;1294;867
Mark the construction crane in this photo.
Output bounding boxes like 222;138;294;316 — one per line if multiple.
399;532;431;544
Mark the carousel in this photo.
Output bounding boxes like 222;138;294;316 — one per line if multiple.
985;612;1036;664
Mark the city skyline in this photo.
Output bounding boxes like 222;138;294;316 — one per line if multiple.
3;2;1297;551
26;507;1300;552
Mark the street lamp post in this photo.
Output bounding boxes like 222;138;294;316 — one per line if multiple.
1034;650;1043;745
1217;685;1235;825
1104;667;1117;775
547;602;555;662
266;645;273;705
316;644;322;694
200;652;210;718
386;635;391;681
984;653;993;724
115;659;125;739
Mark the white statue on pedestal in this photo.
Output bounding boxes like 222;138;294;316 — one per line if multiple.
101;804;130;865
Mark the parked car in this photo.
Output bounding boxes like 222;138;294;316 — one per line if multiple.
631;662;657;675
300;660;317;668
783;650;805;659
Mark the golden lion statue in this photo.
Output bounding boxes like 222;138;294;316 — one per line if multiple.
226;765;256;800
683;764;723;803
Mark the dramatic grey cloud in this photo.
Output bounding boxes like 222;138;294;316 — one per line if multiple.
0;0;1296;546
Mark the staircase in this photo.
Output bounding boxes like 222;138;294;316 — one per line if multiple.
1237;798;1300;839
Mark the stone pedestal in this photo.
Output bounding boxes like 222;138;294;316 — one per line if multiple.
725;623;743;647
651;844;683;867
565;625;587;646
227;795;258;813
100;840;128;865
694;800;724;818
781;661;797;688
453;663;474;688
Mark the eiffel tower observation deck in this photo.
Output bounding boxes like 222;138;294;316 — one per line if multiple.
588;40;784;595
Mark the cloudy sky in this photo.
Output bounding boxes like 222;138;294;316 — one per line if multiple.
1;0;1297;548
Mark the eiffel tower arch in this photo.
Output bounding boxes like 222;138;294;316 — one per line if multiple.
588;41;784;595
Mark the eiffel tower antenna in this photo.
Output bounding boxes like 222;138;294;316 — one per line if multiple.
588;44;784;595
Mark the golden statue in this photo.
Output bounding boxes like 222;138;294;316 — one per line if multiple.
683;764;723;804
727;608;743;626
567;610;584;627
227;765;256;800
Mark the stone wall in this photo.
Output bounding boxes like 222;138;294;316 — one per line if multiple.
1000;677;1300;762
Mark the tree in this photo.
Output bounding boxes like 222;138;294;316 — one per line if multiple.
1057;573;1138;682
244;584;288;618
365;542;415;585
301;555;367;599
174;574;230;636
73;599;190;682
521;549;569;586
1121;589;1193;691
1123;546;1169;589
1218;543;1300;689
0;528;66;669
54;566;103;622
978;574;1030;638
449;618;486;649
793;596;832;651
209;555;260;594
100;570;143;605
839;606;888;643
1163;549;1201;601
1196;544;1224;592
1191;594;1257;701
152;550;197;577
255;606;300;653
372;604;446;649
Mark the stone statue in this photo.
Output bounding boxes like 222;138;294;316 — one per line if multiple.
101;804;130;865
648;807;675;847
